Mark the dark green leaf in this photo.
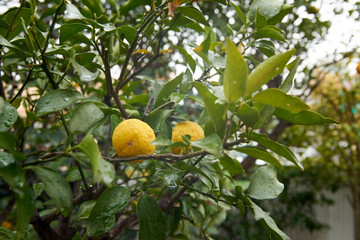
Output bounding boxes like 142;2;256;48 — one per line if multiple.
244;49;296;96
154;73;183;108
255;10;267;29
0;98;18;132
97;158;115;187
60;23;90;44
144;110;173;132
174;46;196;73
87;216;115;237
268;5;294;25
236;103;260;127
223;38;248;101
252;103;276;129
64;3;85;20
274;108;339;125
71;50;99;81
254;27;286;42
82;0;103;17
69;102;105;134
252;88;309;113
31;166;73;216
236;146;284;171
3;8;32;40
152;135;173;147
89;186;130;220
193;82;226;138
280;57;300;92
248;198;291;240
35;89;84;116
117;25;137;44
231;2;246;25
190;134;223;158
247;132;303;169
176;7;209;27
0;151;15;167
178;165;214;191
157;169;182;190
247;166;284;200
137;195;166;240
219;153;244;176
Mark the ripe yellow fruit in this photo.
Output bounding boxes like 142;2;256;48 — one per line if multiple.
112;119;156;163
170;121;205;154
356;62;360;74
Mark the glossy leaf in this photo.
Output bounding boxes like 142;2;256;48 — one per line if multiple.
69;102;105;134
89;186;130;221
82;0;103;16
252;88;310;114
244;49;296;96
231;2;246;25
87;216;115;237
0;98;18;132
60;23;90;44
178;165;214;191
71;50;99;81
223;38;248;101
268;5;294;25
174;46;196;73
144;110;173;132
252;103;276;129
219;154;244;176
236;103;260;127
2;8;32;40
191;134;223;158
280;57;300;92
74;134;101;183
249;0;284;19
255;27;286;42
236;146;284;171
274;108;339;125
255;10;267;29
74;200;96;221
157;169;182;190
247;132;303;169
97;158;115;187
137;195;166;240
193;82;226;138
248;198;291;240
0;152;15;167
35;89;84;116
248;166;284;200
154;73;183;108
176;7;209;27
31;166;73;217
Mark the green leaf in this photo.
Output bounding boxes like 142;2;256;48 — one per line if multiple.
255;10;267;29
236;146;284;171
64;3;85;20
267;5;294;25
252;88;309;114
248;198;291;240
144;110;173;132
97;158;115;187
231;2;246;25
219;153;244;176
35;89;84;116
249;0;284;19
190;134;223;158
60;23;90;44
152;135;173;147
154;73;183;108
82;0;103;17
117;25;137;44
71;50;99;81
0;34;14;48
31;166;73;216
87;216;115;237
3;8;32;40
244;49;296;96
137;195;166;240
74;134;101;183
0;162;34;234
174;46;196;73
247;132;303;169
252;103;276;129
74;200;96;221
274;108;339;125
0;98;18;132
89;186;130;221
223;38;248;101
247;165;284;200
193;82;226;138
280;57;300;92
254;27;286;42
178;165;214;191
176;6;209;27
157;169;182;191
236;103;260;127
69;102;105;134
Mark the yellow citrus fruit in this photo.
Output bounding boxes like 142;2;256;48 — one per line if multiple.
1;220;13;230
356;62;360;74
112;119;156;163
170;121;205;154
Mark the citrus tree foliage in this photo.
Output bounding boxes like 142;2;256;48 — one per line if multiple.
0;0;335;239
280;60;360;240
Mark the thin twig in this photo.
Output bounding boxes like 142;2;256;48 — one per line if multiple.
10;68;33;103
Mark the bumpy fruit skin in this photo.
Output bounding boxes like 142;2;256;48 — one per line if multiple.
170;121;205;154
112;119;156;163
